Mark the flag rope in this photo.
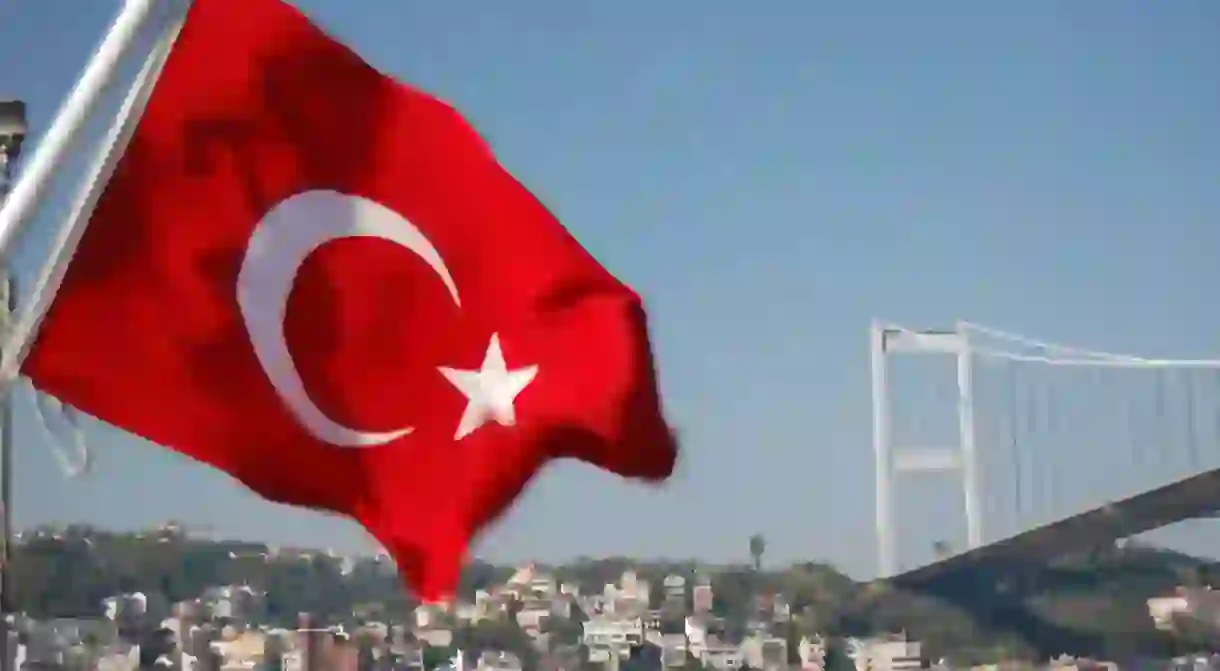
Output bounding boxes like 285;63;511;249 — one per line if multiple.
28;383;89;478
0;0;189;480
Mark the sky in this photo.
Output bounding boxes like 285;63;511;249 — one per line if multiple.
1;0;1218;580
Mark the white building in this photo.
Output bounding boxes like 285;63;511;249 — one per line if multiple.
478;650;523;671
1149;587;1220;633
684;616;708;652
739;635;787;671
846;635;922;671
692;583;714;614
582;616;643;659
700;638;742;671
797;635;827;671
103;592;148;622
515;600;551;630
504;563;557;600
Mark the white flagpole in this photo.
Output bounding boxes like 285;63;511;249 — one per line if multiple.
0;0;162;266
0;275;12;656
0;157;17;671
0;97;24;671
0;0;190;382
0;3;189;655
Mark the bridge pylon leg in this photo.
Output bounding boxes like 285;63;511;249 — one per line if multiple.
870;321;983;578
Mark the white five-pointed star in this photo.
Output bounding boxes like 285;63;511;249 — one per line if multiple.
438;334;539;440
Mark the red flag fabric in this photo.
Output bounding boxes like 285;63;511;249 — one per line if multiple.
22;0;676;600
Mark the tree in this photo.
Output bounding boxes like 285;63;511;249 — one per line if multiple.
822;644;856;671
452;620;539;671
543;615;585;647
784;622;803;665
137;627;177;668
422;644;456;668
748;535;766;572
262;633;287;671
683;650;706;670
710;568;753;626
817;637;864;671
421;645;455;671
355;630;377;671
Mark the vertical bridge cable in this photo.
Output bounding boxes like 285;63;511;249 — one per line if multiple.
1028;375;1043;526
1184;370;1199;471
1154;370;1168;468
1213;369;1220;463
1043;373;1059;525
1124;389;1139;470
1214;369;1220;461
1007;362;1022;535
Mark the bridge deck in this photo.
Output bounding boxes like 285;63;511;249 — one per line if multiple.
889;466;1220;588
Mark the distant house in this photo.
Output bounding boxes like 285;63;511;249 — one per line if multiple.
515;600;552;631
1147;586;1220;634
582;616;643;660
478;650;523;671
739;634;787;671
846;634;923;671
701;637;743;671
503;564;557;601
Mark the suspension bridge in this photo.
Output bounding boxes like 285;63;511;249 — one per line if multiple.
871;320;1220;613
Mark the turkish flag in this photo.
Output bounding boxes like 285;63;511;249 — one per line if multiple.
22;0;676;599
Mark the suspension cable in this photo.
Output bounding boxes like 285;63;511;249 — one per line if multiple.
959;321;1147;362
973;347;1220;369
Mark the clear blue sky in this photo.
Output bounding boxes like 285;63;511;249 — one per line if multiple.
2;0;1218;579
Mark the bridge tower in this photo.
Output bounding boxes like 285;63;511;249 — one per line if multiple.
870;321;981;578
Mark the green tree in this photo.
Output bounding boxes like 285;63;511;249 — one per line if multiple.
355;630;377;671
748;535;766;572
262;633;287;671
422;645;456;671
710;568;753;628
453;620;539;671
543;615;585;648
822;642;856;671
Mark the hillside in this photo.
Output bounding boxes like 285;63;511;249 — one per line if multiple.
7;526;1215;664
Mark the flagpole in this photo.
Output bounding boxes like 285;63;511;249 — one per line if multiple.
0;22;189;639
0;0;189;384
0;99;25;671
0;0;160;266
0;273;12;619
0;13;184;661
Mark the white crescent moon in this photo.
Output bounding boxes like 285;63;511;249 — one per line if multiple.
236;189;461;448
